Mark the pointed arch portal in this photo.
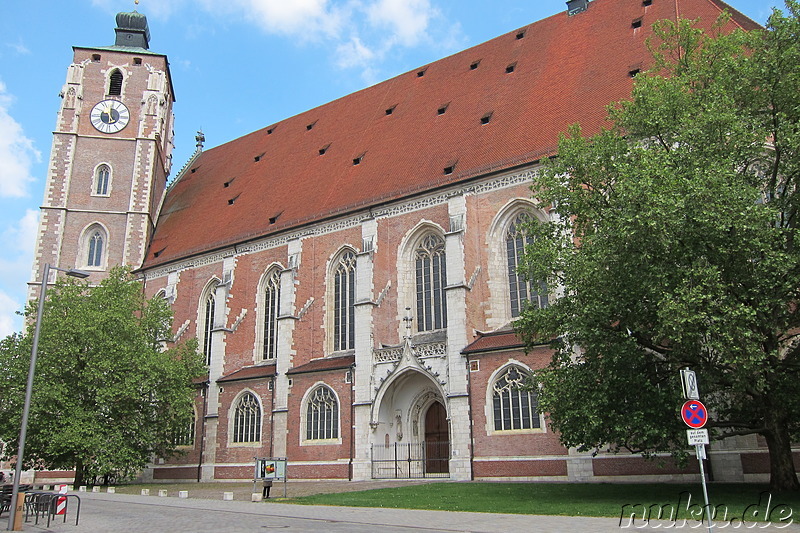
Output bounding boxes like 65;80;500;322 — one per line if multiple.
370;368;450;478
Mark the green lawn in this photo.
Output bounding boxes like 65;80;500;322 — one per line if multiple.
283;482;799;523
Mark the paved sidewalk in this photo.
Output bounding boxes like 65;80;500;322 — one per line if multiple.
18;490;800;533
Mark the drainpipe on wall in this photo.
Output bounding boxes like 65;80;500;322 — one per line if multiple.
269;375;276;457
349;363;356;481
197;381;209;482
465;358;475;481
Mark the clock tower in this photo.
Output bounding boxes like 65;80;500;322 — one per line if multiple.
30;9;175;294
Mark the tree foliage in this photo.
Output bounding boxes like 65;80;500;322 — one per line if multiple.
517;3;800;491
0;267;205;486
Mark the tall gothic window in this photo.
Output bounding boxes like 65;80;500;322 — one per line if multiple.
87;231;104;267
202;290;215;365
333;250;356;351
172;414;195;447
415;234;447;331
306;386;339;440
233;393;261;443
108;69;123;96
94;164;110;195
506;213;548;317
493;366;540;431
262;269;281;360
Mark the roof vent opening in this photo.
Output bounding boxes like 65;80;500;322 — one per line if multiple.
228;194;241;205
437;103;449;115
306;121;317;131
628;68;641;78
269;211;282;224
385;105;396;115
254;153;265;162
223;178;235;188
267;127;275;135
319;144;330;155
470;60;481;70
190;167;198;174
353;154;364;165
444;162;457;175
516;30;526;40
642;0;652;5
481;112;493;125
417;67;427;78
631;18;643;29
566;0;589;16
153;247;166;258
506;63;517;74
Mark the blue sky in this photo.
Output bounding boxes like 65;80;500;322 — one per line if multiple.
0;0;781;336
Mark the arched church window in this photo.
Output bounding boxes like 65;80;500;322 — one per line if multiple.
415;234;447;331
202;290;215;365
506;213;548;317
108;69;123;96
262;269;281;360
94;164;110;196
232;393;261;443
306;386;338;440
87;231;104;267
172;412;196;447
332;250;356;351
493;366;540;431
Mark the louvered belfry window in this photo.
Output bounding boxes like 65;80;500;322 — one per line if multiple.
415;234;447;331
108;70;123;96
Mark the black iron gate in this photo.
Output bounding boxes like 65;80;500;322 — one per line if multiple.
371;441;450;479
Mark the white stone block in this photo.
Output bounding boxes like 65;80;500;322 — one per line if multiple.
92;486;100;493
141;489;150;496
107;487;116;494
251;493;262;502
223;492;234;501
178;491;189;499
79;486;87;492
158;489;168;497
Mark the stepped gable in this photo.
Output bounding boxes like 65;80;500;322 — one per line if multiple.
143;0;758;269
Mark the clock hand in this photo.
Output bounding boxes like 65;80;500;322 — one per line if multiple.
106;104;116;123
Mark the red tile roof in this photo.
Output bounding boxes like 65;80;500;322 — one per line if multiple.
143;0;758;269
462;329;526;355
286;354;355;375
217;364;276;383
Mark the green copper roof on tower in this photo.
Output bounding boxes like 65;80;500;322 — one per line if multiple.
114;11;150;50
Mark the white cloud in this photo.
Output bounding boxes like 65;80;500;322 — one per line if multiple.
366;0;436;47
0;81;40;198
0;209;38;338
336;36;376;69
224;0;344;39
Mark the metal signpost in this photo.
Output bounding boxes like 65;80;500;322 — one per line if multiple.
680;369;713;532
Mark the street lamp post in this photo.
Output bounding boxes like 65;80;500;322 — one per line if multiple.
6;263;89;531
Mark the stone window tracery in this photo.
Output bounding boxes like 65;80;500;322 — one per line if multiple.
415;234;447;331
306;386;339;440
233;392;261;443
492;366;540;431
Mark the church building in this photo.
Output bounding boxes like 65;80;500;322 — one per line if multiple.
31;0;772;483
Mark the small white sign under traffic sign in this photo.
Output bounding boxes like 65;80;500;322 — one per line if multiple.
687;428;709;446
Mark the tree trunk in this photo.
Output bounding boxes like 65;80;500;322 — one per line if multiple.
72;458;85;489
763;409;800;493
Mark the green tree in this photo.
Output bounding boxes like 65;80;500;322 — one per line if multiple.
0;267;205;487
517;3;800;492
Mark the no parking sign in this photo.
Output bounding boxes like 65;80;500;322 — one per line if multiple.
681;399;708;429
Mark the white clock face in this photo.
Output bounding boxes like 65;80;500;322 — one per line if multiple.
90;100;130;134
